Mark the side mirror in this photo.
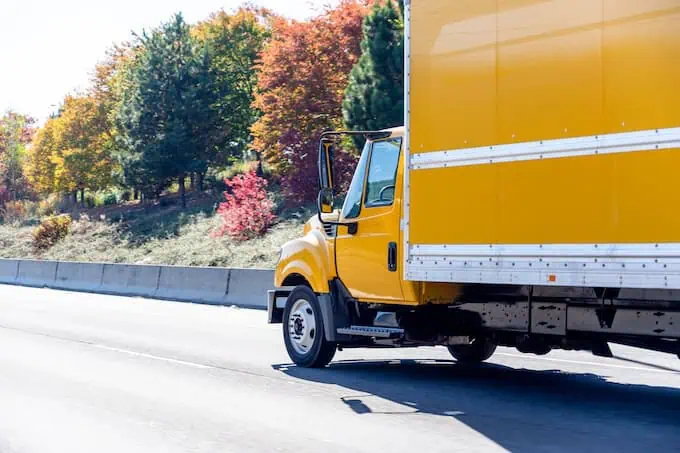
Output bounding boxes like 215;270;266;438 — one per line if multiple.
317;188;334;214
318;140;335;190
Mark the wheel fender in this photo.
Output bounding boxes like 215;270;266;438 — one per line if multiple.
275;229;334;294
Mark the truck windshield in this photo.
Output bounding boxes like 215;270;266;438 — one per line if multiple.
341;140;371;219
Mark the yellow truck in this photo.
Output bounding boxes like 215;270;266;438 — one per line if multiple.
268;0;680;368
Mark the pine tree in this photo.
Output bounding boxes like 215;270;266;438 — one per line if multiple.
116;13;213;208
343;0;404;147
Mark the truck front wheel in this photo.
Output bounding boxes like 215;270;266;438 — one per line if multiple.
447;337;497;364
283;286;337;368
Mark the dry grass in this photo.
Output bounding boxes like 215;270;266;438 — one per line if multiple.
0;195;313;269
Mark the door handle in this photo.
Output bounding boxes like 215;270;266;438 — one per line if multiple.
388;242;397;272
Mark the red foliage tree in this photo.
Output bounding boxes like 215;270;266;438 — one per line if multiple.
251;1;368;205
215;171;275;241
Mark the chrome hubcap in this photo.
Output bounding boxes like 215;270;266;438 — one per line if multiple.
288;299;316;356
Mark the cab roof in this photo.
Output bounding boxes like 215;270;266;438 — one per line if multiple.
382;126;405;138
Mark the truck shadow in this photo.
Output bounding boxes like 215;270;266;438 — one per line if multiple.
272;358;680;452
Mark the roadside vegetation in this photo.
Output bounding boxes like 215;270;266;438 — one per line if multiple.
0;185;314;268
0;1;404;267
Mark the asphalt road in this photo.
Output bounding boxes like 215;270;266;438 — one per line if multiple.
0;284;679;453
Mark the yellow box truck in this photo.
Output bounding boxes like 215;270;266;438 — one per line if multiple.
268;0;680;368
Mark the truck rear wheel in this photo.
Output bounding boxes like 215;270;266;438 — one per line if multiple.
447;337;497;364
283;286;337;368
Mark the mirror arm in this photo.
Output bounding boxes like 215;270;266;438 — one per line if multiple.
316;212;358;234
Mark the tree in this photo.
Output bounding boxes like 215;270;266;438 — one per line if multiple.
0;111;36;202
25;118;59;195
194;8;270;178
95;43;147;199
343;0;404;147
116;13;214;208
251;1;368;204
50;95;117;203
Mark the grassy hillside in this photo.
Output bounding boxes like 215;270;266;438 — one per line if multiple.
0;192;312;269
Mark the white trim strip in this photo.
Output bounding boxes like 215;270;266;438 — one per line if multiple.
403;0;412;264
411;127;680;170
411;243;680;258
406;243;680;289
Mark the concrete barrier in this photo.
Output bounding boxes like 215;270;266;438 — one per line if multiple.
0;258;272;310
156;266;229;305
0;259;19;284
16;260;58;288
100;264;161;297
53;262;104;292
224;268;274;308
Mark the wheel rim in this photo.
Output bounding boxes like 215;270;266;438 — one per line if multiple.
287;298;317;356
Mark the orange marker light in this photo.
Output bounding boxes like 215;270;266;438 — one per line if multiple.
548;275;557;282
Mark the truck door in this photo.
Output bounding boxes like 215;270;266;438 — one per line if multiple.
335;137;404;303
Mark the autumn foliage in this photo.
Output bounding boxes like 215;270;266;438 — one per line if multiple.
215;171;275;241
33;215;72;251
10;0;405;248
251;1;368;204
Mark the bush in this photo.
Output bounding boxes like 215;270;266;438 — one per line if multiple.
104;192;117;205
214;171;275;241
37;199;53;217
22;200;40;220
223;161;258;180
120;190;132;202
38;193;73;216
84;194;96;209
94;191;118;207
33;215;72;251
0;200;28;225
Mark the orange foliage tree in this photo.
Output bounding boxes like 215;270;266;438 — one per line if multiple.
251;1;368;204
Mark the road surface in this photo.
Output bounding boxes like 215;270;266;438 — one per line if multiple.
0;284;678;453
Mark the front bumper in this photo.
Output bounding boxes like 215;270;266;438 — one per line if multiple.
267;290;290;324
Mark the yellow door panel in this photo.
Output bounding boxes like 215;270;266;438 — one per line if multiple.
336;138;404;303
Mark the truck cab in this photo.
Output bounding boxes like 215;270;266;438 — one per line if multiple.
268;128;477;368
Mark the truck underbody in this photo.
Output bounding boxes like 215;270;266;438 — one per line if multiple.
269;281;680;362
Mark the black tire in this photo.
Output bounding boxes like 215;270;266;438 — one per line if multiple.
283;286;337;368
447;337;497;364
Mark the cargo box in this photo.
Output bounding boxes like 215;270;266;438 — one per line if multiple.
404;0;680;289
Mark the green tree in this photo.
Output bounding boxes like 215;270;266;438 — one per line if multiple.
343;0;404;146
194;8;269;177
116;13;213;208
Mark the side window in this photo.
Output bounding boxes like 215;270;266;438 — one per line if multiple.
364;138;402;207
341;141;371;219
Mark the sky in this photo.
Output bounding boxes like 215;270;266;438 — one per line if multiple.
0;0;336;123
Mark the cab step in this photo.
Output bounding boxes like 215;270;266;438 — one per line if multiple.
337;325;404;339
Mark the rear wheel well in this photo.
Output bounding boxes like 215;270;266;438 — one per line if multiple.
281;273;311;289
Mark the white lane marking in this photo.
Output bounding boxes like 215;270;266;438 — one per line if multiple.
92;344;215;370
496;352;679;374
